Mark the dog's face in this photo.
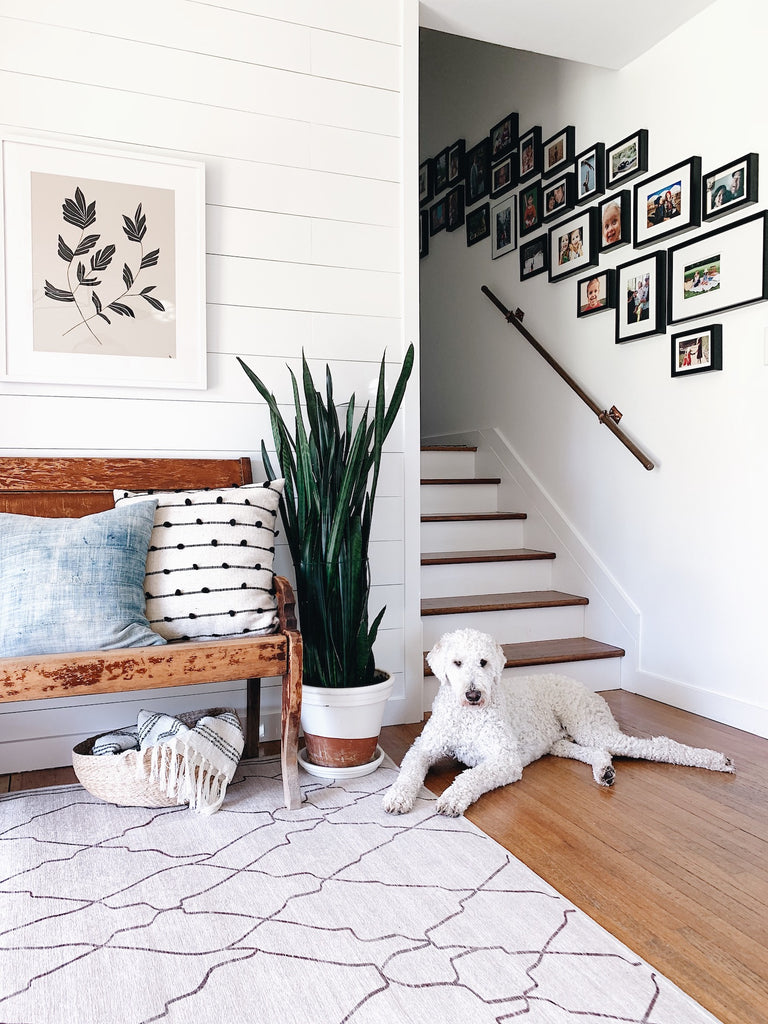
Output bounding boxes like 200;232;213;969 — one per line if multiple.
426;629;506;709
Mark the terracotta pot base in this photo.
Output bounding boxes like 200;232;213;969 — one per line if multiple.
303;733;379;768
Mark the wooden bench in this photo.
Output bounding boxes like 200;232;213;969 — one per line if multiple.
0;456;302;809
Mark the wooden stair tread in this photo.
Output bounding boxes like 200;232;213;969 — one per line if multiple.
421;444;477;452
422;548;555;565
424;637;625;675
421;477;501;485
421;590;589;615
421;512;526;522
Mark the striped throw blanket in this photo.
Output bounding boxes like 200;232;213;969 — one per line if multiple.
92;709;244;814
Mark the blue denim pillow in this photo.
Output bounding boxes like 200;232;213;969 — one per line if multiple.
0;500;166;657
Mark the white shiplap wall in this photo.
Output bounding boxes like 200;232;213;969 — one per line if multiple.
0;0;422;772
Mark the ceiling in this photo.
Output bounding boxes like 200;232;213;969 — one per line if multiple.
418;0;717;70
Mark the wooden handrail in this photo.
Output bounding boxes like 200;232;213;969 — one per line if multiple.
482;285;655;471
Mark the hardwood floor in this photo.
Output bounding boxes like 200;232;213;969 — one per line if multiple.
4;692;767;1023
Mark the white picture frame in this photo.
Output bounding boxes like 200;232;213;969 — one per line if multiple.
1;136;206;390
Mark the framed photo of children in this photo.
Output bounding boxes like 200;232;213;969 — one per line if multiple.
671;325;722;377
542;173;576;223
465;138;491;205
445;184;465;232
518;126;543;183
491;194;517;260
419;210;429;259
542;126;575;180
519;233;548;280
615;250;666;343
489;112;519;162
606;128;648;189
447;139;466;187
519;181;542;237
547;207;598;283
419;158;433;207
490;154;516;198
633;156;701;248
598;190;630;252
666;210;768;324
702;153;758;221
466;202;490;247
576;143;605;205
576;269;615;318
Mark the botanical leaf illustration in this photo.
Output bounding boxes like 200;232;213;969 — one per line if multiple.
61;187;96;230
141;292;165;312
122;263;134;289
140;248;160;269
90;245;116;272
107;301;135;318
44;281;75;302
57;236;73;262
91;292;110;324
74;234;100;256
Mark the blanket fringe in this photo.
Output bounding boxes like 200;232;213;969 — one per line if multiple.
144;738;228;815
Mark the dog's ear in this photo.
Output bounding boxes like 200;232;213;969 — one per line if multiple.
426;636;447;682
490;639;506;680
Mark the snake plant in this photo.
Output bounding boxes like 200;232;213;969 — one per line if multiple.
238;345;414;688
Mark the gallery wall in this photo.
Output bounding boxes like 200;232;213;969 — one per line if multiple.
0;0;422;771
419;0;768;736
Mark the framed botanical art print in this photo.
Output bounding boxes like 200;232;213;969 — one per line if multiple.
489;112;519;162
542;126;575;179
465;138;491;205
490;154;516;198
598;190;630;252
615;250;666;343
542;173;576;223
466;202;490;246
445;184;465;232
447;138;466;186
519;233;548;280
576;268;615;317
576;143;605;205
491;194;517;260
671;324;722;377
518;126;543;183
633;156;701;248
703;153;758;221
547;208;598;282
667;210;768;324
419;158;433;207
606;128;648;189
519;181;543;237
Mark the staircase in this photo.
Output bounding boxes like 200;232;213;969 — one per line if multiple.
421;444;624;703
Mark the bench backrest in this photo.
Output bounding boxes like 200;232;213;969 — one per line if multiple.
0;457;254;517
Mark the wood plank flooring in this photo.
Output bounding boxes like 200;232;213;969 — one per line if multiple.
3;691;766;1023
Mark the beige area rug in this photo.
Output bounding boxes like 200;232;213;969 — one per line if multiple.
0;757;723;1024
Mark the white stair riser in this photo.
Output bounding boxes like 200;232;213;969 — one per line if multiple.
421;483;499;515
420;450;476;477
421;519;525;550
421;559;553;598
422;605;586;647
423;659;620;710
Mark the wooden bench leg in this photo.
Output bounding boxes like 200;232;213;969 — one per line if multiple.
245;678;261;759
281;630;302;810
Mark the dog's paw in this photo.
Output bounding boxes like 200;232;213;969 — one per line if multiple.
435;790;466;817
382;788;415;814
599;765;616;787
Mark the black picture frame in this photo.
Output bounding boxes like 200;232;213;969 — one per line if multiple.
542;173;577;223
466;202;490;246
671;324;722;377
489;112;519;162
419;209;429;259
490;154;517;198
419;158;433;207
519;180;543;238
429;195;447;236
542;125;575;180
615;250;666;343
447;138;466;186
703;153;758;221
518;126;543;183
465;138;491;205
576;268;616;317
598;190;631;252
548;208;599;283
633;156;701;248
606;128;648;189
445;184;465;232
491;194;517;260
519;233;548;280
667;210;768;324
575;143;605;205
433;147;450;195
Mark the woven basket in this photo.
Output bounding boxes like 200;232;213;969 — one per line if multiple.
72;707;238;808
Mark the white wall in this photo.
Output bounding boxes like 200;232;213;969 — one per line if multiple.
420;1;768;736
0;0;422;771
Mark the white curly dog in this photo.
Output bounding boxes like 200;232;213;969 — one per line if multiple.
383;628;734;817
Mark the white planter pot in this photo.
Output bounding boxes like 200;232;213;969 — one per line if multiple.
299;671;393;777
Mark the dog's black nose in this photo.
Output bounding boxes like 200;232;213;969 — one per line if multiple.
465;689;482;704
